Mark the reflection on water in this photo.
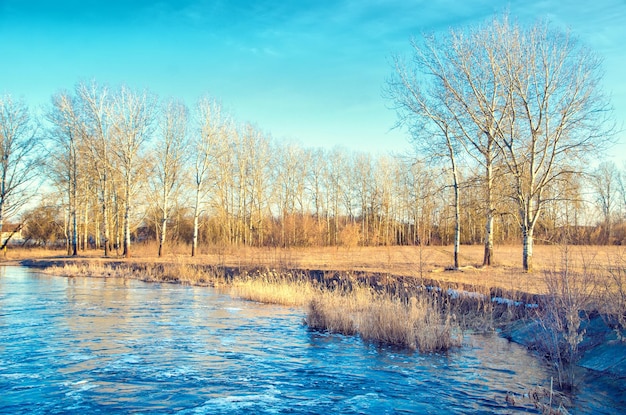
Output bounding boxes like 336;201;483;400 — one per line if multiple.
0;266;621;414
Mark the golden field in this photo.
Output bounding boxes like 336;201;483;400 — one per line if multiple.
7;243;624;295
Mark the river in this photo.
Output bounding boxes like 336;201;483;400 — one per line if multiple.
0;266;622;414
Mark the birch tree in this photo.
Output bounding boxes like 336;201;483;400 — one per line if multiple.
388;16;613;271
496;18;613;271
236;124;271;246
152;99;188;257
353;152;374;244
0;95;40;240
386;58;463;269
191;97;226;256
438;22;510;265
244;126;272;246
275;142;306;247
590;162;619;244
307;148;327;245
619;165;626;224
389;18;512;266
47;92;83;255
77;81;114;256
110;86;156;258
324;149;346;246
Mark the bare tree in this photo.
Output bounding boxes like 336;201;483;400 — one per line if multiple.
244;127;272;246
236;123;271;246
441;22;511;265
353;152;374;244
306;148;328;245
388;16;614;271
495;18;613;271
619;163;626;225
275;142;307;247
110;86;156;258
190;97;227;256
389;17;514;266
47;92;84;255
591;161;620;244
324;148;346;246
386;58;463;268
151;99;188;257
77;81;114;256
0;95;41;241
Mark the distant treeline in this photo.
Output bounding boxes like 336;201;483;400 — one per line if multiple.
12;81;624;254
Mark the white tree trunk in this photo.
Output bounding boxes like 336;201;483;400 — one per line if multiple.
191;187;201;257
158;214;167;258
449;140;460;270
483;163;494;266
103;181;110;257
123;206;131;258
522;226;533;272
71;150;78;256
123;175;131;258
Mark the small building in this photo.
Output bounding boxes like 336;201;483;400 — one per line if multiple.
1;223;24;246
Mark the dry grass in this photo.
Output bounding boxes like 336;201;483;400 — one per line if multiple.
15;243;626;296
1;246;70;260
230;270;318;307
527;245;626;390
40;261;127;279
125;243;626;295
36;259;313;306
306;286;461;352
358;295;461;352
38;260;230;288
305;285;372;335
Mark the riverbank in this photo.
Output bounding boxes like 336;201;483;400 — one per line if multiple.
13;246;626;391
15;256;536;355
11;243;626;293
503;316;626;378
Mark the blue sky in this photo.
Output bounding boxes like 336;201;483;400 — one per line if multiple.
1;0;625;156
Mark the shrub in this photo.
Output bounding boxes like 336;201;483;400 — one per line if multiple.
537;246;598;390
601;250;626;341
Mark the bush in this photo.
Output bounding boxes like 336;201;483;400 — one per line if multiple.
537;246;598;390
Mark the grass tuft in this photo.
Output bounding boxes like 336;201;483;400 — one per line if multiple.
230;269;317;307
305;287;461;353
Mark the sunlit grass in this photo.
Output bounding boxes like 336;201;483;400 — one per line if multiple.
306;285;461;353
12;244;626;296
42;262;119;278
230;270;317;307
305;286;370;335
39;260;230;288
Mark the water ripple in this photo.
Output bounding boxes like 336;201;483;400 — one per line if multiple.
0;266;622;414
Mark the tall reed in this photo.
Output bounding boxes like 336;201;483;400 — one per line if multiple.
305;286;461;353
230;269;317;307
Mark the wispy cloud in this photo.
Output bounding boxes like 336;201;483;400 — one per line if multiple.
0;0;624;154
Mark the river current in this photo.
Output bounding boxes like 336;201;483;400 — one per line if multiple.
0;266;622;414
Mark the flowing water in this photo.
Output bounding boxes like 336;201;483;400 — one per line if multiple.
0;266;622;414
